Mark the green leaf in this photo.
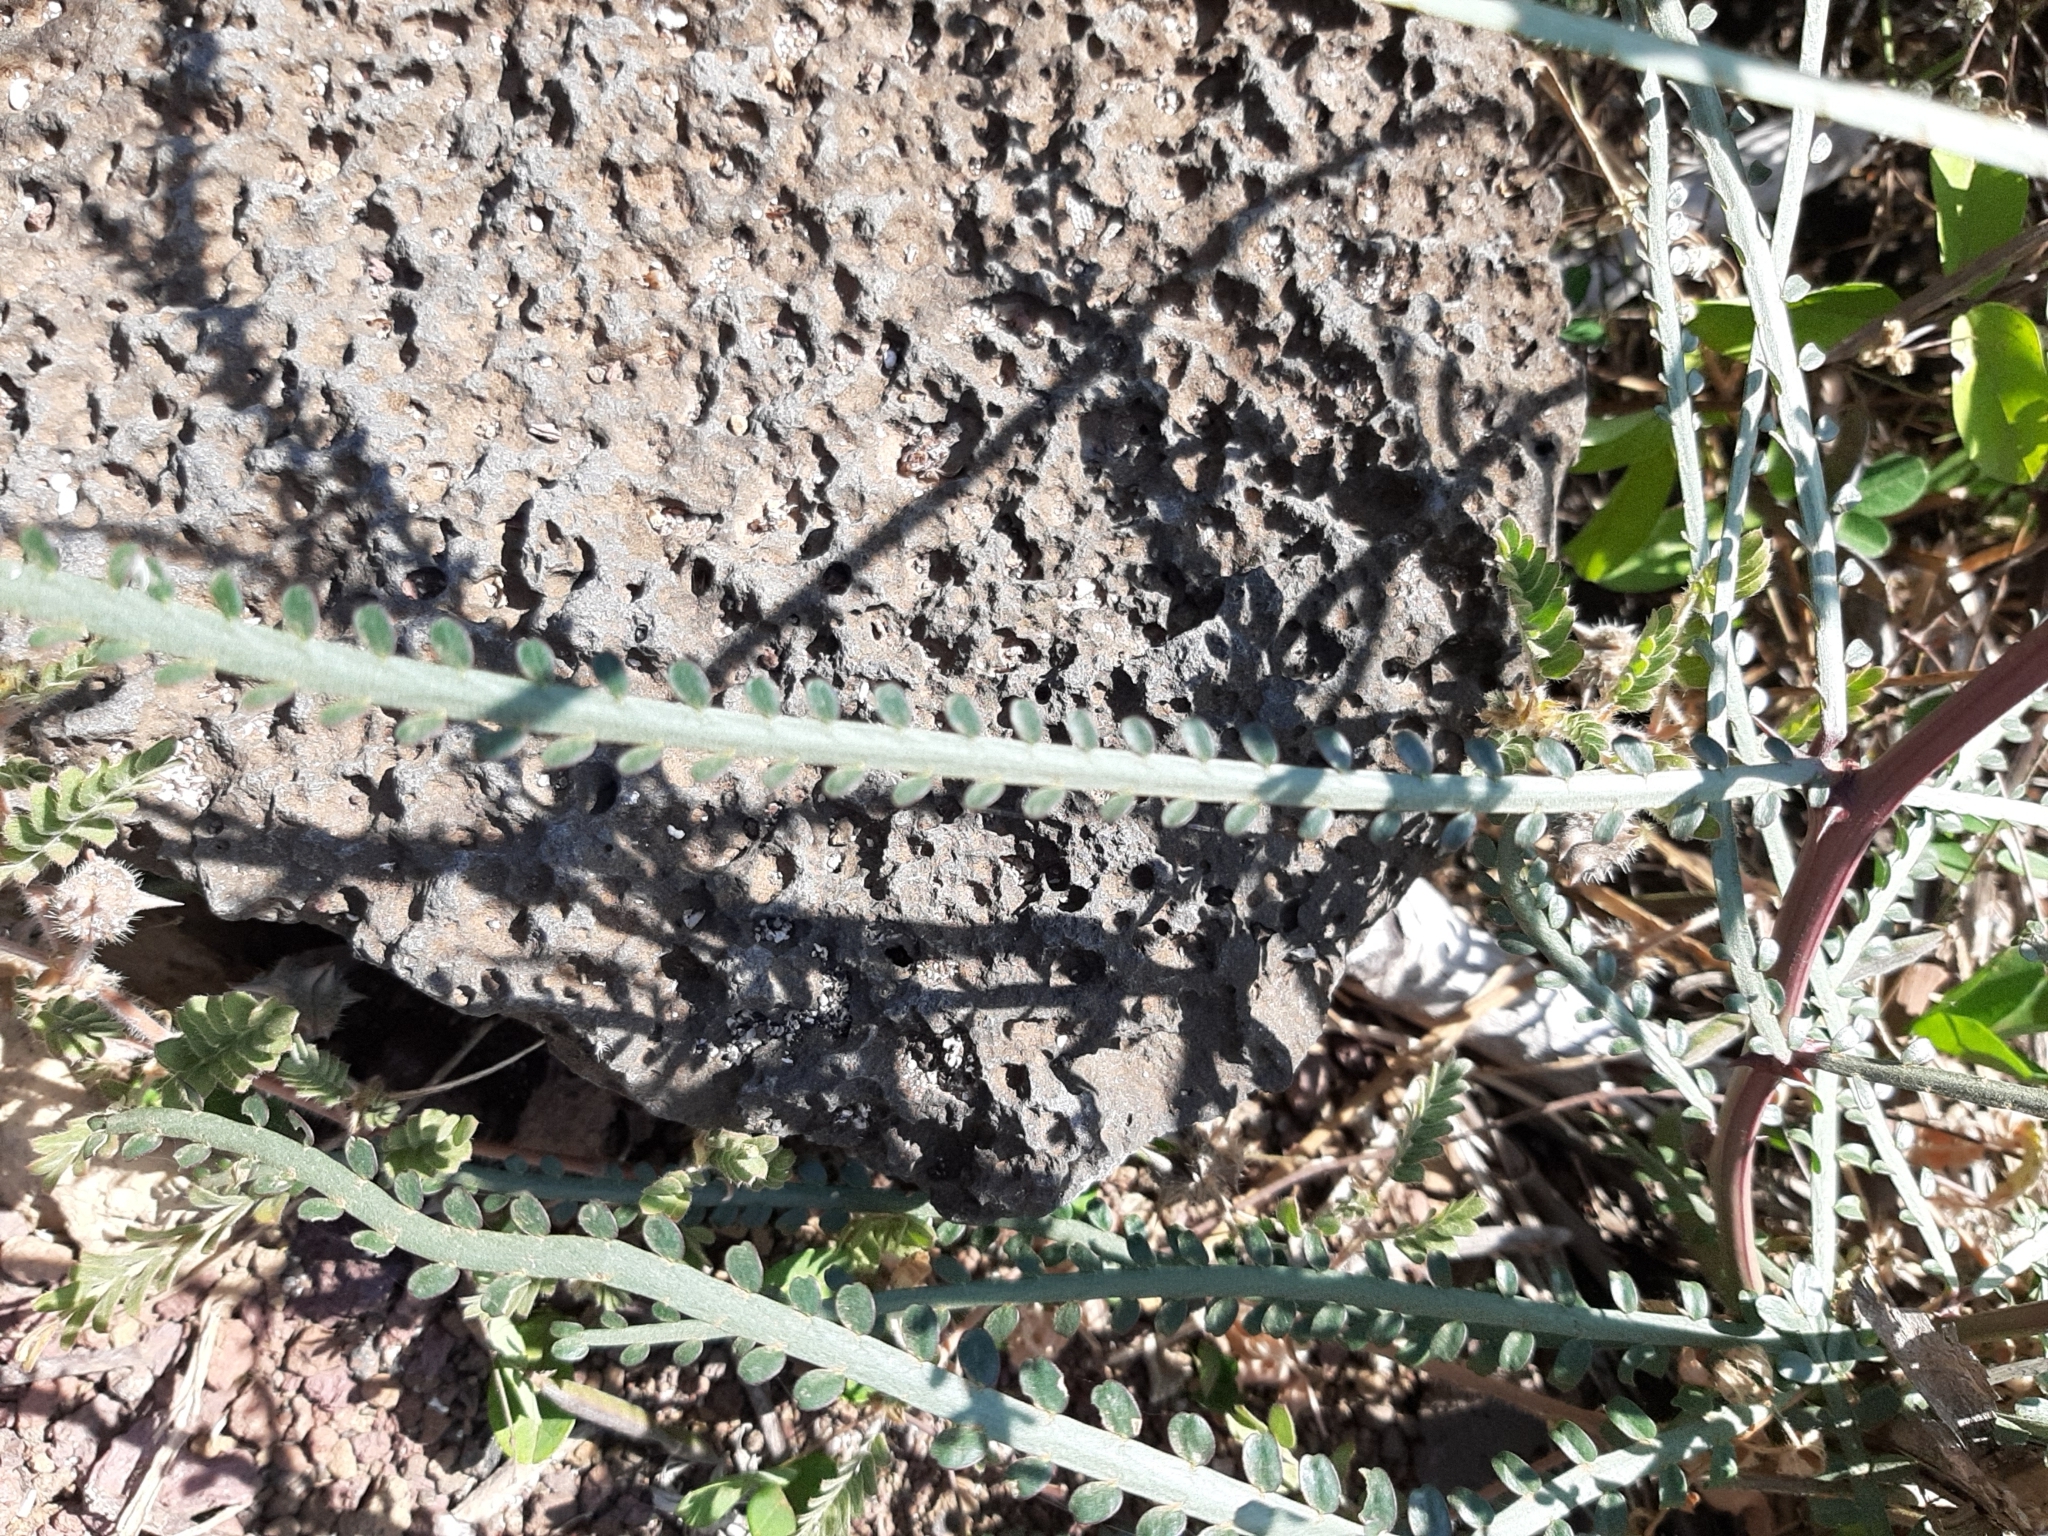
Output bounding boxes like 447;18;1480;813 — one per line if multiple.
1571;411;1666;474
726;1241;764;1293
1951;302;2048;485
1242;1431;1283;1493
1836;511;1893;560
1093;1380;1141;1437
1136;1509;1189;1536
747;1484;797;1536
930;1424;986;1469
1018;1357;1067;1413
1168;1412;1215;1466
1007;1459;1055;1499
1932;151;2030;274
677;1475;756;1528
795;1434;889;1536
1916;944;2048;1038
1495;517;1586;676
383;1109;477;1187
738;1345;786;1384
155;993;298;1099
0;739;178;884
486;1363;574;1464
1068;1483;1124;1525
1854;452;1931;519
1610;606;1680;712
792;1370;845;1411
1387;1058;1470;1183
1362;1469;1400;1536
1300;1454;1343;1515
1689;283;1899;362
1564;436;1679;593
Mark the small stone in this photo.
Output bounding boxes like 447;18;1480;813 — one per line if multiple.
329;1436;360;1481
360;1375;403;1409
1;1233;75;1287
7;78;28;111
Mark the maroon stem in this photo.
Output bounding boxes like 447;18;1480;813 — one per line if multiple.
1711;618;2048;1293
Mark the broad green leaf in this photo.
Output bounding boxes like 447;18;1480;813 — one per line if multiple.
677;1475;758;1527
1571;411;1668;474
747;1484;797;1536
1951;303;2048;485
1912;945;2048;1042
485;1364;574;1464
1563;432;1680;589
1242;1430;1283;1493
1688;282;1899;362
1913;1011;2042;1081
1836;510;1893;560
1855;452;1931;519
1932;151;2031;274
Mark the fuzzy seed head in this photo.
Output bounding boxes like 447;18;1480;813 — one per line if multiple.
26;857;178;953
1552;812;1643;885
1573;622;1639;697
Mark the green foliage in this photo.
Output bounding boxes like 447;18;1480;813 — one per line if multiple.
1687;282;1899;363
1610;606;1680;712
1837;453;1931;559
36;1185;265;1343
385;1109;479;1186
271;1035;355;1106
1780;664;1885;745
0;639;113;728
1389;1192;1488;1261
1931;151;2030;275
696;1128;796;1190
155;992;299;1102
796;1434;890;1536
1951;302;2048;484
1564;414;1683;592
678;1451;837;1534
24;991;124;1060
1909;944;2048;1081
0;738;176;884
1495;518;1584;678
1386;1058;1470;1184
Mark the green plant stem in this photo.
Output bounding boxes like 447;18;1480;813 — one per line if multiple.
96;1108;1361;1536
1768;0;1832;274
1486;1404;1769;1536
1496;847;1721;1123
874;1267;1820;1351
1817;1050;2048;1118
1639;63;1711;561
0;562;1835;818
1382;0;2048;177
1807;1069;1842;1295
1642;0;1847;753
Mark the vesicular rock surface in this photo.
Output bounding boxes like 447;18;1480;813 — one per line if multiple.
2;0;1580;1214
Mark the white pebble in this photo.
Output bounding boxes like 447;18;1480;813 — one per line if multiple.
7;79;29;112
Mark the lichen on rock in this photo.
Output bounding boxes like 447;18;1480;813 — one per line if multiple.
3;0;1579;1214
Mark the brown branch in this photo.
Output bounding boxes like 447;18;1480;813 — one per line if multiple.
1711;618;2048;1294
1824;220;2048;368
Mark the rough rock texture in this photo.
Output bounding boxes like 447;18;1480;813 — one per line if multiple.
0;0;1580;1214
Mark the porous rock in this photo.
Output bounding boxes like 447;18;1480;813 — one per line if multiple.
2;0;1579;1214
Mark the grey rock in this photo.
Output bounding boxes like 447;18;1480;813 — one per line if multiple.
2;0;1578;1215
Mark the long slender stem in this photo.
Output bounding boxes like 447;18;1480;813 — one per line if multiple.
872;1268;1826;1352
1709;623;2048;1291
0;562;1831;817
1643;0;1848;753
99;1109;1360;1536
1382;0;2048;177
